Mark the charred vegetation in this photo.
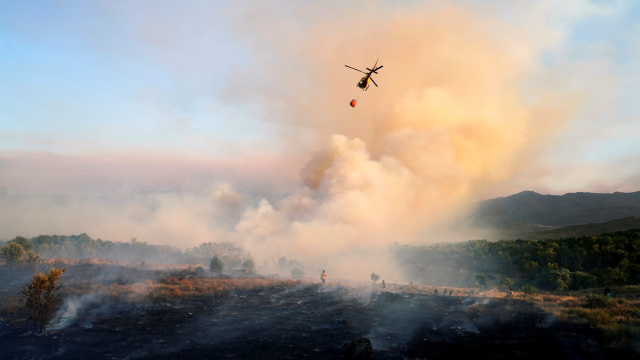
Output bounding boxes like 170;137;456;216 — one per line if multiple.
2;262;640;359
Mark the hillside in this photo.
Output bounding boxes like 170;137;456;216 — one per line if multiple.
513;216;640;240
396;228;640;291
471;190;640;227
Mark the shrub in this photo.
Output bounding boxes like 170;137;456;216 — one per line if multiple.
7;236;33;252
291;268;304;278
1;243;25;265
370;273;380;284
628;308;640;318
523;284;538;296
20;267;68;333
210;255;224;273
26;251;40;271
0;294;23;320
584;294;612;309
243;259;255;273
602;324;636;347
500;276;513;288
582;309;612;327
474;273;488;288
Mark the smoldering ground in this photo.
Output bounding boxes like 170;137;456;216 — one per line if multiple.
1;263;610;360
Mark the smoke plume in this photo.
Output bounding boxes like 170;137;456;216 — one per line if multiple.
0;1;615;281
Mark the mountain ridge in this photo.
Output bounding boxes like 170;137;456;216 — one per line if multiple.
472;190;640;227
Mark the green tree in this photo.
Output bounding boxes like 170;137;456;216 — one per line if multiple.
291;268;304;278
570;271;596;290
1;243;25;265
209;255;224;273
537;268;572;291
370;272;380;284
278;257;288;268
521;260;540;272
474;273;488;288
500;276;513;288
289;260;304;269
523;283;538;296
243;259;255;273
601;267;627;286
8;236;33;252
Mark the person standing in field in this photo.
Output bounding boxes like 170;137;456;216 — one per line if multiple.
321;270;327;285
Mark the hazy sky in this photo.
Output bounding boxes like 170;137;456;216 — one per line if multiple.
1;0;638;196
1;1;640;268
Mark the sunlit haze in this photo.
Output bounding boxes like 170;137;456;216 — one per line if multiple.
1;0;640;280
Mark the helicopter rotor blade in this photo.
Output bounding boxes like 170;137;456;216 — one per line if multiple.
366;68;379;74
345;65;367;74
370;77;378;87
373;65;383;71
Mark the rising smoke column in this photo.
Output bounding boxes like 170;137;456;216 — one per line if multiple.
0;1;615;282
224;1;600;280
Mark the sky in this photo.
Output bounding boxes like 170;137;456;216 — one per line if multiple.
1;0;640;277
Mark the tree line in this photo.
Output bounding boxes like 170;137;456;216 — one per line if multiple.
0;233;249;269
6;228;640;291
394;229;640;291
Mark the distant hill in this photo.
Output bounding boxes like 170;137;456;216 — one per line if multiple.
513;216;640;240
471;190;640;227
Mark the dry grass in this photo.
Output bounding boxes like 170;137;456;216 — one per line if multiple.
535;292;640;351
1;267;305;326
0;294;26;327
65;276;304;303
146;277;301;302
541;295;562;303
0;294;22;318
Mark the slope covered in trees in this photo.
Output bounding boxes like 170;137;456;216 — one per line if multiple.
471;190;640;226
513;216;640;240
395;229;640;291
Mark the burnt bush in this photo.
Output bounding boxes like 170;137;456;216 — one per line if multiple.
20;267;67;333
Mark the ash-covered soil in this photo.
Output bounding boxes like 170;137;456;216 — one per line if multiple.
0;266;631;359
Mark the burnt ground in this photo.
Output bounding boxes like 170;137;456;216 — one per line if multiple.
0;266;636;360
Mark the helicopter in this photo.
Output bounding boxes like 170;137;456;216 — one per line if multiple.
345;59;383;91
